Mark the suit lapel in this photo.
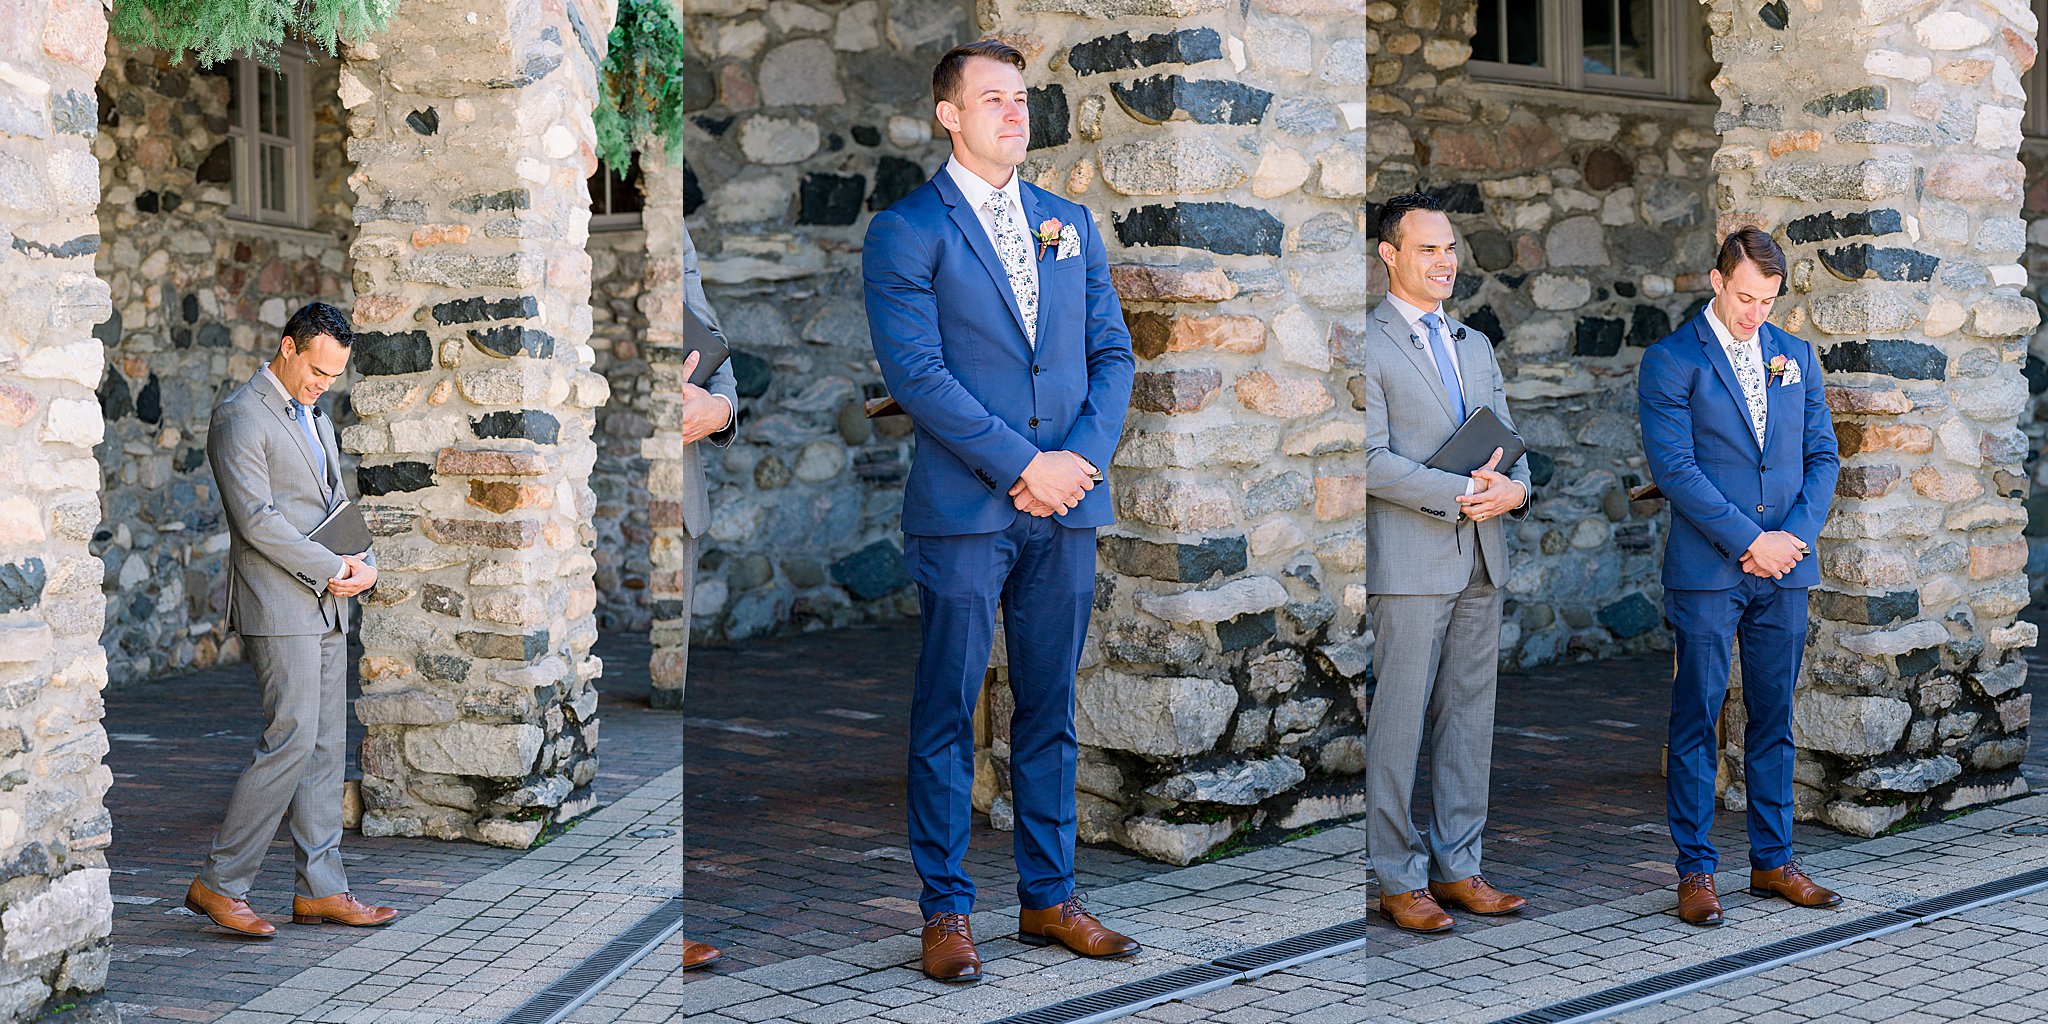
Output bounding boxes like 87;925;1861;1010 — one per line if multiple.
934;171;1031;346
1694;316;1760;455
1373;300;1458;425
254;372;332;498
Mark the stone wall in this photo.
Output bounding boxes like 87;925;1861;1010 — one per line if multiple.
588;221;655;631
1706;0;2035;833
678;0;963;643
2018;139;2048;591
961;0;1369;864
90;43;354;683
0;2;118;1017
340;0;616;847
1364;1;1722;669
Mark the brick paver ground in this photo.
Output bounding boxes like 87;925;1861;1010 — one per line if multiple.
98;631;677;1023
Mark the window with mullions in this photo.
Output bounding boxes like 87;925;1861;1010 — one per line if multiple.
216;48;314;228
1471;0;1682;98
589;156;645;231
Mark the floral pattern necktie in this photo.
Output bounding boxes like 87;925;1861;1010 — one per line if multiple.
1727;341;1767;447
984;193;1037;348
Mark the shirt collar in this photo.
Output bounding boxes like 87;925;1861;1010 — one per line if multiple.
260;366;300;409
1386;292;1444;330
1704;303;1757;351
946;155;1022;216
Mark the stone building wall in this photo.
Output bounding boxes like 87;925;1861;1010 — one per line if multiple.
1;1;118;1017
89;43;354;684
1364;2;1723;669
1705;0;2034;833
588;222;657;631
677;0;965;642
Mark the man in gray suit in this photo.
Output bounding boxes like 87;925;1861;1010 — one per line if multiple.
187;302;396;936
674;218;739;970
1362;192;1533;933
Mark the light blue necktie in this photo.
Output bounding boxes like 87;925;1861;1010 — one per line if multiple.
1420;312;1466;421
291;399;328;487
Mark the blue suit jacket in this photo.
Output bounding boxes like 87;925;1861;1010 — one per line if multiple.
1637;313;1839;590
863;170;1135;537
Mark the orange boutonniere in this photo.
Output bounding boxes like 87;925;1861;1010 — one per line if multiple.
1034;217;1062;259
1767;354;1790;383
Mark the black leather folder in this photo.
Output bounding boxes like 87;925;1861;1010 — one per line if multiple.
678;306;732;388
1423;406;1527;477
309;500;373;556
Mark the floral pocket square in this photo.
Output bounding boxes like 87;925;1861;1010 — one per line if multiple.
1055;223;1080;260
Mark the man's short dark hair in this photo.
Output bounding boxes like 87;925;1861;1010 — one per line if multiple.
933;39;1027;107
283;302;352;352
1716;226;1787;282
1377;192;1444;248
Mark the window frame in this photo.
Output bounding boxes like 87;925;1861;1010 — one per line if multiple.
2026;0;2048;137
589;154;645;233
1468;0;1687;100
223;44;314;229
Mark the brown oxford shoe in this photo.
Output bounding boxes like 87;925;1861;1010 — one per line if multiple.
920;912;982;983
1750;863;1841;909
1429;875;1528;916
1018;894;1140;958
682;940;723;970
292;892;398;927
1377;889;1455;933
1677;872;1724;926
184;879;275;937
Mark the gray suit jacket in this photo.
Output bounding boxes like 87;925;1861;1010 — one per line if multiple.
1362;298;1533;596
208;370;372;636
679;220;740;537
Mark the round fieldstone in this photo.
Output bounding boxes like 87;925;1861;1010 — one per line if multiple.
754;455;791;489
793;440;845;482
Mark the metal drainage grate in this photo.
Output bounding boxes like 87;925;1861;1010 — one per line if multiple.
1487;912;1918;1024
994;963;1237;1024
2007;824;2048;836
1213;918;1372;975
1892;864;2048;919
992;919;1371;1024
498;896;687;1024
1490;862;2048;1024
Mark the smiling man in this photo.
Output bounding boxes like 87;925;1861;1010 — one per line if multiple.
190;301;396;937
863;39;1136;982
1360;191;1532;934
1638;227;1841;927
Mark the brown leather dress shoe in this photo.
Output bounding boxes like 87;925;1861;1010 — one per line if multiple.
1677;872;1723;926
682;939;723;970
1018;894;1140;958
185;879;275;937
1377;889;1455;933
920;912;982;983
1428;875;1528;916
292;893;398;927
1750;863;1841;908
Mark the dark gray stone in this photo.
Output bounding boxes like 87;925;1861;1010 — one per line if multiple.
1028;84;1070;149
451;189;530;214
1627;305;1670;348
433;296;539;326
1468;230;1512;271
358;462;435;496
1099;534;1248;583
1818;244;1938;283
798;172;866;225
1217;611;1276;653
1812;588;1919;626
1573;317;1625;357
1804;86;1885;117
831;541;909;601
869;156;927;212
1114;202;1283;256
1068;28;1224;75
1112;75;1273;126
1784;208;1905;244
1597;593;1658;639
1820;339;1946;380
353;331;434;376
0;559;46;614
406;107;440;136
731;351;772;398
468;326;555;359
471;410;561;444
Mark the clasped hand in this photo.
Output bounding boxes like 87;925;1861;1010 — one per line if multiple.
677;351;734;444
329;553;377;597
1456;447;1526;522
1008;451;1098;518
1740;531;1808;579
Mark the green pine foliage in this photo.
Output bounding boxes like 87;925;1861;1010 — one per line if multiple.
595;0;688;175
109;0;398;67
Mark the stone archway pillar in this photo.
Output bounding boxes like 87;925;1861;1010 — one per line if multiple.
0;1;117;1015
1707;0;2036;832
340;0;617;847
634;137;698;710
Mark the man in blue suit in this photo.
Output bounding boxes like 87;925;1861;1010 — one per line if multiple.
863;39;1138;982
1638;227;1843;926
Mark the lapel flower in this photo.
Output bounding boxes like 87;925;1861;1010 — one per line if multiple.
1034;217;1062;259
1767;354;1790;383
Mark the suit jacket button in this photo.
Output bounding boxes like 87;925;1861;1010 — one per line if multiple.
1033;365;1042;374
1756;504;1765;513
1029;417;1040;427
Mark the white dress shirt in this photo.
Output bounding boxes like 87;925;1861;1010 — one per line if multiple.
1386;291;1462;380
1704;303;1766;434
945;156;1039;302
